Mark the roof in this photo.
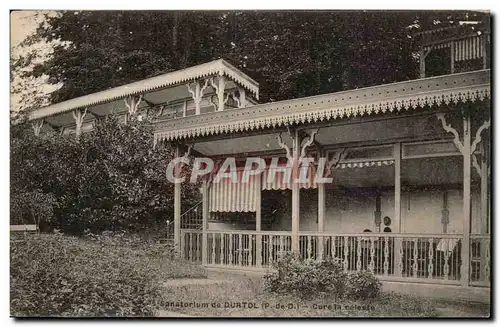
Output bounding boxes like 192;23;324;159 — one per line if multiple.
154;69;491;142
29;59;259;121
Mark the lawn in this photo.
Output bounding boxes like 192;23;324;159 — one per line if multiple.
160;273;441;317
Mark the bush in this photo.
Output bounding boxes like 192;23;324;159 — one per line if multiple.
263;254;381;301
263;253;347;299
345;270;382;300
10;233;205;317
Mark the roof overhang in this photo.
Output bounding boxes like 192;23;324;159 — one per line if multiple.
28;59;259;122
155;69;491;143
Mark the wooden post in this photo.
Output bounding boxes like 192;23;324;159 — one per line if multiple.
217;75;226;112
182;101;187;117
419;48;426;78
461;111;472;286
482;34;487;69
317;183;325;260
255;175;262;267
174;145;182;257
450;41;455;74
291;128;301;254
202;178;209;265
393;143;402;276
479;143;488;234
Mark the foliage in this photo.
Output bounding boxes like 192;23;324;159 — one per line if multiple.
263;253;347;299
10;115;199;235
10;232;206;317
345;270;382;300
263;253;381;301
10;189;55;227
20;10;487;108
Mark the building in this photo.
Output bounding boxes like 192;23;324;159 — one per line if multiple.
27;23;491;300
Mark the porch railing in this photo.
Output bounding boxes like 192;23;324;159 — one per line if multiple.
470;234;491;287
179;230;489;286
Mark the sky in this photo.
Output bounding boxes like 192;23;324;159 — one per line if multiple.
10;11;60;115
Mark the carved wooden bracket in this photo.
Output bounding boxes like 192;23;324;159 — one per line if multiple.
436;113;464;154
72;108;87;139
299;129;319;162
277;133;293;162
471;119;490;155
31;119;44;136
472;154;481;176
232;87;247;109
187;79;210;115
327;148;348;170
124;94;143;116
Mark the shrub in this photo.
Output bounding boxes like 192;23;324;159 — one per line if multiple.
263;254;381;301
263;253;346;299
10;233;205;317
345;270;382;300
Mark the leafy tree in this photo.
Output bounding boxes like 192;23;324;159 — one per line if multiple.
10;116;198;235
27;10;488;106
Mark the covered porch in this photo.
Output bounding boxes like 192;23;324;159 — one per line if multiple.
156;69;490;288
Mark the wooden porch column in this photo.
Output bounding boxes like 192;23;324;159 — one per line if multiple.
174;145;182;257
461;111;472;287
202;178;209;265
317;183;325;260
479;143;489;234
291;128;301;254
255;175;262;267
419;48;426;78
393;142;402;276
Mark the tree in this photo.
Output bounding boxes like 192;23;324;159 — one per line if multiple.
10;116;199;235
20;10;470;106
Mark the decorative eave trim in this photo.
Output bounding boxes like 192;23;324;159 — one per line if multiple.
29;59;259;121
154;70;491;143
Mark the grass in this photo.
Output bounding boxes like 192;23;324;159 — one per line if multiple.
160;274;442;317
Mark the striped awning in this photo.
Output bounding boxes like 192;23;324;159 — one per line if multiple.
262;164;317;190
209;170;259;212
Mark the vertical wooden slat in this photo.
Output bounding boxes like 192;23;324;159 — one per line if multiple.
211;234;216;264
343;237;349;272
307;236;312;260
238;234;243;266
202;179;209;265
220;233;225;265
268;235;273;265
485;238;490;282
356;236;362;271
369;237;375;273
412;238;418;278
397;238;403;277
428;238;434;279
444;239;450;280
332;236;336;259
248;235;253;266
384;236;389;276
229;233;233;266
279;235;284;259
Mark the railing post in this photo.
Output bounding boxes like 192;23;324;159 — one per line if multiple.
461;111;472;287
291;128;301;253
317;183;325;260
174;145;181;258
256;176;262;267
202;179;209;265
394;143;402;276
